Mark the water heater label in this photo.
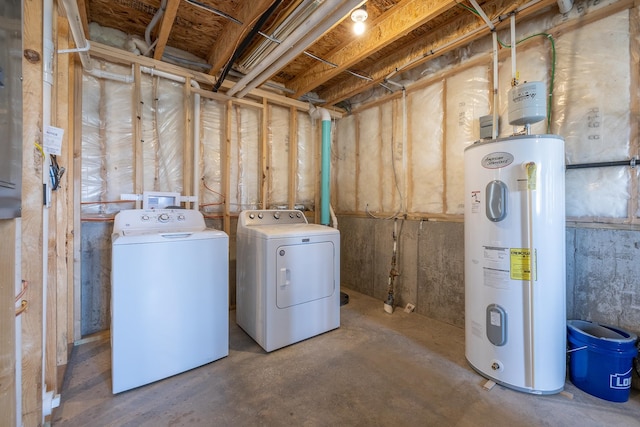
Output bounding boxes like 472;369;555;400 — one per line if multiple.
481;152;514;169
510;248;537;281
482;246;510;289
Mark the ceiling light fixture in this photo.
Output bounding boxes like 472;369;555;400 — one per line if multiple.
351;5;367;36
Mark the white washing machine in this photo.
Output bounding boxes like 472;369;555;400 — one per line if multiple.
236;209;340;352
111;208;229;394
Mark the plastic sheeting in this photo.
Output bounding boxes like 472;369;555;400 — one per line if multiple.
409;82;444;213
81;62;188;215
81;61;134;215
333;5;636;221
357;107;382;212
445;66;489;214
334;115;357;212
229;105;260;212
139;74;185;194
297;113;315;210
380;101;402;214
268;105;290;207
555;10;632;218
200;98;225;214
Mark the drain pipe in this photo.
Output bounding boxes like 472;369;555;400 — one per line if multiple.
319;108;332;226
309;105;332;225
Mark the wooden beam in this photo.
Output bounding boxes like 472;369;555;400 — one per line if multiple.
290;0;459;98
261;99;269;208
22;0;45;423
223;101;232;234
72;62;83;343
0;220;17;427
134;64;143;204
184;77;193;198
75;0;90;36
88;41;343;118
207;0;276;75
288;106;298;209
153;0;181;62
319;0;555;106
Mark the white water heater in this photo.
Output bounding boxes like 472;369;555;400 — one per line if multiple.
464;134;566;394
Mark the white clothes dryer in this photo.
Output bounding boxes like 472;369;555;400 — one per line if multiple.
236;210;340;352
111;209;228;394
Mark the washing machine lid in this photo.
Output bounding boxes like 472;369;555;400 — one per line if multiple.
112;228;228;245
239;223;339;239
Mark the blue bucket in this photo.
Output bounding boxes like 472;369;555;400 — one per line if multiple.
567;320;638;402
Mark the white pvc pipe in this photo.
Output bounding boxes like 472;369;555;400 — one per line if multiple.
511;14;517;85
230;0;362;98
469;0;495;30
86;66;135;84
402;88;407;214
192;82;201;209
492;32;499;140
524;161;538;389
60;0;93;71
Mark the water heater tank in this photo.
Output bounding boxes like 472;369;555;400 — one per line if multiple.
508;81;546;126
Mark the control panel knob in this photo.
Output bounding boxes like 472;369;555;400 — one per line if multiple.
289;212;295;218
274;212;280;220
177;214;185;221
258;213;263;219
249;213;255;219
141;215;150;221
296;212;302;218
158;213;170;222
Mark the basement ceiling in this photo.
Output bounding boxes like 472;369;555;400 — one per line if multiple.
75;0;558;108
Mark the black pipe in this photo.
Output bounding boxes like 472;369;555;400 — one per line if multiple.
213;0;283;92
566;158;637;170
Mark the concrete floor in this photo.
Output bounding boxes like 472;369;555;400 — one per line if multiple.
52;289;640;426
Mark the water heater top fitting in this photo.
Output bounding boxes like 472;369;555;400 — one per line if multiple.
508;81;546;127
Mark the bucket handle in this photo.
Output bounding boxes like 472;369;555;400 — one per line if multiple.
567;346;587;353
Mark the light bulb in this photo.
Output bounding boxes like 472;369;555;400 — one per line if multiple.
354;20;365;35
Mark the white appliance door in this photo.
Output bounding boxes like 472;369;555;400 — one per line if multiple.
111;234;228;393
275;241;335;308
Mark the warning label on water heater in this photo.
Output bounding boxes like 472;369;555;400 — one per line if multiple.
510;248;537;281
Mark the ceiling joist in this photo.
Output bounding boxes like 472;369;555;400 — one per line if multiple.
289;0;459;98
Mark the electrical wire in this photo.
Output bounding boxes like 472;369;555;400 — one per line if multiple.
497;32;557;133
49;155;65;191
460;1;557;133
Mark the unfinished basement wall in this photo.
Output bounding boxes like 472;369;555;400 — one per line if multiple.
336;1;640;337
78;60;319;334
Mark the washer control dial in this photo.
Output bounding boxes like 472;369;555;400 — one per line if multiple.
158;213;170;223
